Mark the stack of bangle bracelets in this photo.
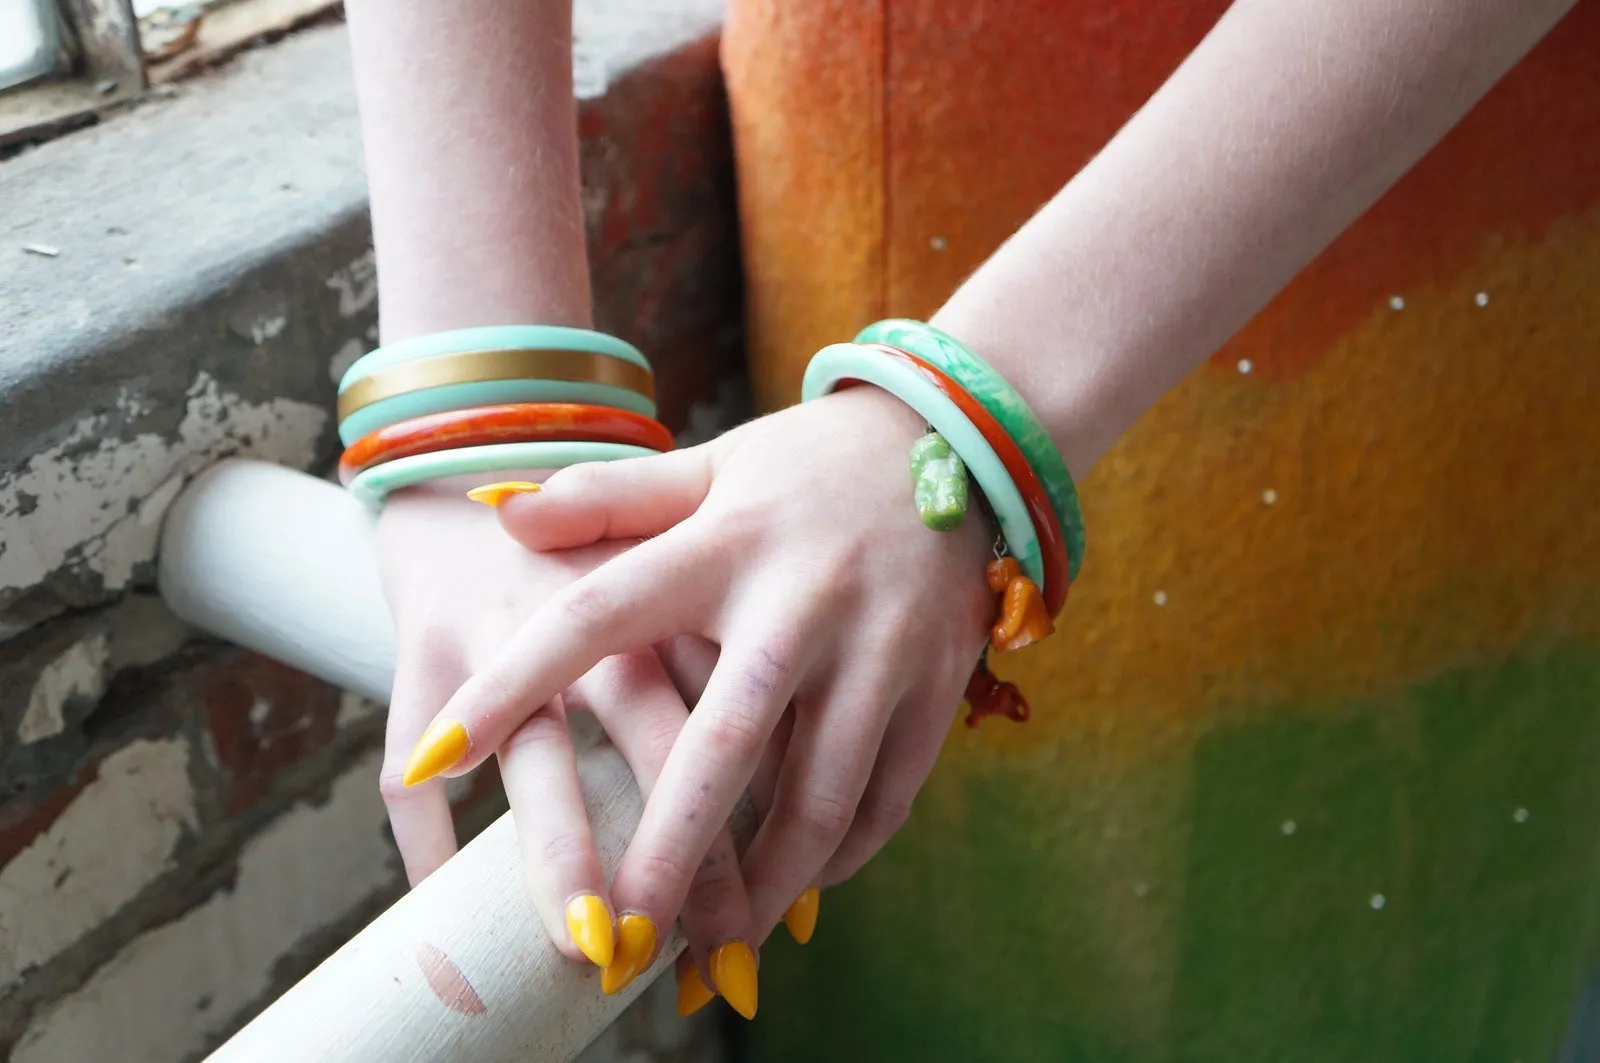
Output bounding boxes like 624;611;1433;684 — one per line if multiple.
802;320;1086;727
335;325;671;509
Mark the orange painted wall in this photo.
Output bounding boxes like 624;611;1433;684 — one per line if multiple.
724;2;1600;1059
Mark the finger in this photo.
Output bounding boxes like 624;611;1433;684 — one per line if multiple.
403;532;719;785
820;694;953;887
610;631;806;1018
499;695;616;968
654;633;719;706
490;446;714;551
741;676;898;944
380;640;463;885
748;705;795;825
565;652;755;1002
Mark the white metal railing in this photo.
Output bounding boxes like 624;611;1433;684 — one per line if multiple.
158;459;695;1062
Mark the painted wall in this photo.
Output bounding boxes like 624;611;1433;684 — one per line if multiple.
724;2;1600;1059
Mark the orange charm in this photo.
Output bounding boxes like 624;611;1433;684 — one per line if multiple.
990;576;1054;653
985;556;1021;593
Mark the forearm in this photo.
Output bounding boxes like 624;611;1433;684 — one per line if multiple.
932;0;1577;476
344;0;589;343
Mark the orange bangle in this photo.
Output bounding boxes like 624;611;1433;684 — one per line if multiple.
860;343;1070;617
337;403;674;486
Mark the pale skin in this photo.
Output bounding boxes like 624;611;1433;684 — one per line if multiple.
345;0;1579;1012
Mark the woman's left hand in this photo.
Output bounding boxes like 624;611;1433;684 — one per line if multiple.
407;384;996;961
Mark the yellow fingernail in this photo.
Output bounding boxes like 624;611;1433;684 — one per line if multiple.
466;481;542;507
565;894;615;968
710;941;758;1020
783;887;820;945
676;964;716;1017
601;914;657;995
401;719;469;787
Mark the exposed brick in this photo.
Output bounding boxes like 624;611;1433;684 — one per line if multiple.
0;738;197;990
196;651;344;814
10;750;397;1063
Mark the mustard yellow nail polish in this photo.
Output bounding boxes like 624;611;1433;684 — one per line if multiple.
783;887;820;945
565;894;615;968
710;941;758;1020
401;719;469;787
676;964;716;1017
466;481;542;507
601;913;657;995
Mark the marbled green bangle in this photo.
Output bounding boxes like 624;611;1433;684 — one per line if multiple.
855;319;1085;580
347;440;658;510
802;343;1045;588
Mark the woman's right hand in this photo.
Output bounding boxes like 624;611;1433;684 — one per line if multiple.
374;477;752;997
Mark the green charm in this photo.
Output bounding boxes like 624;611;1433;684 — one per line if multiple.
909;431;969;531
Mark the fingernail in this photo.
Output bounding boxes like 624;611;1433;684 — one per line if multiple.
783;887;820;945
676;964;716;1017
710;941;758;1020
601;913;657;995
466;481;542;507
401;719;470;787
565;894;616;968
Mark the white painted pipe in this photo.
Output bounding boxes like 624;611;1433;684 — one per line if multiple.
158;459;683;1063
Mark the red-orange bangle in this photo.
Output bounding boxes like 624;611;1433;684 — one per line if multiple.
337;403;674;485
860;343;1070;617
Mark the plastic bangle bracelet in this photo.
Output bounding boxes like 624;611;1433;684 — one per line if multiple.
339;325;651;393
856;319;1085;580
861;343;1069;617
347;440;659;510
337;379;658;447
338;403;675;485
802;343;1044;588
337;348;656;423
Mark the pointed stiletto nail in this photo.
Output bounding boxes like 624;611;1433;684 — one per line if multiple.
565;894;615;968
710;941;758;1020
401;719;469;786
466;481;542;507
601;913;657;995
676;964;716;1016
783;887;820;945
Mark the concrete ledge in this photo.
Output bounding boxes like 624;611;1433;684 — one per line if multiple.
0;0;741;639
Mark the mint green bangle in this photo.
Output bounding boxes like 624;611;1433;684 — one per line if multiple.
337;379;658;447
802;343;1044;588
347;440;659;510
855;319;1085;580
339;326;651;395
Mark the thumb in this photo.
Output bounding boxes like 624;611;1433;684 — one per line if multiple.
474;446;714;551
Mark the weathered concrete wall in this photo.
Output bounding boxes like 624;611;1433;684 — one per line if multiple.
0;4;741;1059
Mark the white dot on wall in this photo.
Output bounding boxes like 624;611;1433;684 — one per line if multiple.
1262;488;1278;506
1389;295;1406;311
1475;291;1490;307
1133;881;1150;898
1237;359;1253;374
930;236;947;252
1153;590;1168;606
1513;807;1529;824
1281;819;1297;836
1369;893;1386;910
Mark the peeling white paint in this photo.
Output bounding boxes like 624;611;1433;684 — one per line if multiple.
0;738;197;988
12;751;396;1063
18;631;111;744
335;690;382;729
325;249;377;318
328;337;365;385
247;310;289;345
0;372;325;596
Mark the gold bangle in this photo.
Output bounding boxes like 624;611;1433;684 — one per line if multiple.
336;348;657;422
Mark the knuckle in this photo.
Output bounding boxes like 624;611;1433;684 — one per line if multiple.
557;577;619;632
795;788;857;840
631;849;699;895
537;829;593;871
863;795;916;839
377;766;415;804
502;710;568;755
697;704;768;764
